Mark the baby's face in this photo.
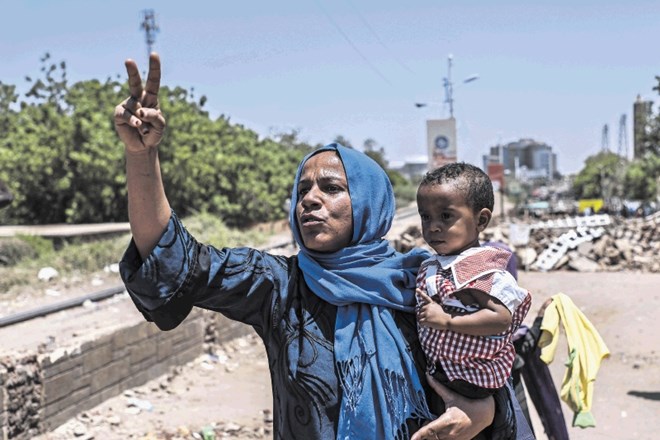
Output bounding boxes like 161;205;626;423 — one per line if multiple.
416;182;484;256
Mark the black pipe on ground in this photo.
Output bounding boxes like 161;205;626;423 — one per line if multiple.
0;285;126;328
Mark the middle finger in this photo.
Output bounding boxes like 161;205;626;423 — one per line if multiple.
143;52;161;108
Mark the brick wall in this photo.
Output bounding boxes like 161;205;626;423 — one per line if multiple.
0;355;42;440
0;308;254;439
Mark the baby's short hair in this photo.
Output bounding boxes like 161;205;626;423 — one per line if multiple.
420;162;494;212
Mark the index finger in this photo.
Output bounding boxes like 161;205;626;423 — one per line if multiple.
416;288;434;304
143;52;161;107
124;59;143;100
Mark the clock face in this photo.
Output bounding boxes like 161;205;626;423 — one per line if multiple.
434;135;449;151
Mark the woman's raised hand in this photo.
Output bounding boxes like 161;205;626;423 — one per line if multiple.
114;52;166;153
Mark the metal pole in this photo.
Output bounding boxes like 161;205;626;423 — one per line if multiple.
445;54;454;118
141;9;159;61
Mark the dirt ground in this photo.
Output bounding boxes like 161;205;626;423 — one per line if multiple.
27;270;659;440
6;206;659;440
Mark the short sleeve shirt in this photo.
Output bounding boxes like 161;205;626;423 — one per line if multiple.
415;246;531;389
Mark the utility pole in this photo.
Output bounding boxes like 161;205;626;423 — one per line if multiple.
441;54;479;119
443;55;455;118
141;9;159;60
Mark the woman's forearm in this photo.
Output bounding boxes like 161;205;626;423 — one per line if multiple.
126;148;171;259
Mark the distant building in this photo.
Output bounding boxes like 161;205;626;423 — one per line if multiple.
483;138;558;182
391;155;429;181
633;94;653;159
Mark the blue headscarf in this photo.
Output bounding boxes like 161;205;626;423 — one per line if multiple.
290;144;433;439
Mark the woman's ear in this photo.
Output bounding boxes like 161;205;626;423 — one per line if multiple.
477;208;492;232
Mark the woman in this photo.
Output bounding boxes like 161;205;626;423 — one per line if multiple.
115;53;532;439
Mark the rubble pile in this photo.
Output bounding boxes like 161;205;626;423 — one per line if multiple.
521;213;659;272
391;213;660;273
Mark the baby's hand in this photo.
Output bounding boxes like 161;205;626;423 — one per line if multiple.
416;289;452;330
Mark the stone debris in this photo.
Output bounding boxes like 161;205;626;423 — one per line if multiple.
392;212;660;273
530;226;606;271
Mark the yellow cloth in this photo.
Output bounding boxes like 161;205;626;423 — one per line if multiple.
538;293;610;428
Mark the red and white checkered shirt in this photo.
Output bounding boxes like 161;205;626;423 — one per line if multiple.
416;246;531;389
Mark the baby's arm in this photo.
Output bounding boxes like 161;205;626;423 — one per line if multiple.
416;288;512;336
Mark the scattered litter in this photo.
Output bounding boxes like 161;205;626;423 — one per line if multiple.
200;361;214;371
91;277;104;286
38;266;59;282
126;397;154;412
106;415;121;426
201;425;216;440
104;263;120;273
124;406;141;415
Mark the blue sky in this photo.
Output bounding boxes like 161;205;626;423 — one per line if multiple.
2;0;659;174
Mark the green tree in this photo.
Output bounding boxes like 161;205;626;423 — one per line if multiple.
624;154;660;200
645;76;660;156
624;75;660;201
155;88;313;226
63;78;129;222
0;52;133;224
0;82;19;218
572;152;622;200
0;81;18;133
333;134;353;148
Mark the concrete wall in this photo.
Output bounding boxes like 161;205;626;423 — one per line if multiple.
0;308;253;439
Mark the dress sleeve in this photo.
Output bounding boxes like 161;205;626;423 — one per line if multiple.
119;211;287;334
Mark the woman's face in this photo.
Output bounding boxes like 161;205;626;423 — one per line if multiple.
296;151;353;253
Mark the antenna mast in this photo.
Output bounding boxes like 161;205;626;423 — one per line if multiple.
601;124;610;152
141;9;159;60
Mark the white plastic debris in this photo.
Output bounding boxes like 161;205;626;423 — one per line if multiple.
38;266;59;282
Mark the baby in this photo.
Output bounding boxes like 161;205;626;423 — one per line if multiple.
415;162;531;406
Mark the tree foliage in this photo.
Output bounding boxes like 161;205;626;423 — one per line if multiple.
624;154;660;200
624;75;660;201
0;54;314;227
573;75;660;203
572;152;623;199
1;55;416;227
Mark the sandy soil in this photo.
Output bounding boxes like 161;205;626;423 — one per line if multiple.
27;269;659;440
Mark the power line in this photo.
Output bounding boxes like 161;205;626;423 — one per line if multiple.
343;0;415;74
314;0;393;87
